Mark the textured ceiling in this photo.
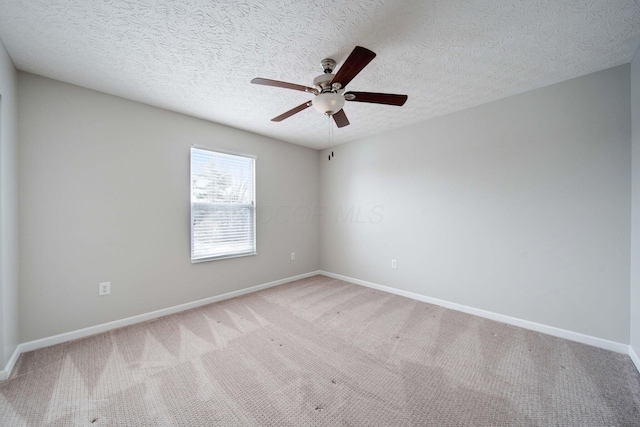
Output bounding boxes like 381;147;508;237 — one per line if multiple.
1;1;640;149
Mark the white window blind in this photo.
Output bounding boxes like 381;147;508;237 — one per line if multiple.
190;147;256;262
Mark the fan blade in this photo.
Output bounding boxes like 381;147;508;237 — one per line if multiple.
332;109;350;128
271;101;312;122
345;91;408;106
251;78;316;93
330;46;376;89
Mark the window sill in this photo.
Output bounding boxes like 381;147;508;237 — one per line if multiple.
191;251;257;264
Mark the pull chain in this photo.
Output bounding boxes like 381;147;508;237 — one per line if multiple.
327;113;334;161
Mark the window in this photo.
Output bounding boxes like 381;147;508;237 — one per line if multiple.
190;147;256;262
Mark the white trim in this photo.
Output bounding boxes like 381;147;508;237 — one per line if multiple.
190;144;257;160
0;271;320;380
0;346;21;381
630;346;640;373
319;271;629;354
191;251;257;264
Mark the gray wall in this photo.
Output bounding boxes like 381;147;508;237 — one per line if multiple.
0;39;18;367
18;72;320;342
320;65;631;344
12;63;638;348
632;53;640;356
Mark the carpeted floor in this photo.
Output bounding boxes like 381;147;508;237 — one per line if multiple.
1;275;639;426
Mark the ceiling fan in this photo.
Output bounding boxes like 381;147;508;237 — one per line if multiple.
251;46;408;129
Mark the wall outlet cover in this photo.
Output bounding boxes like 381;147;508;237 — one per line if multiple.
99;282;111;296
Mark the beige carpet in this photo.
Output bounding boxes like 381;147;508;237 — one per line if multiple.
1;275;639;426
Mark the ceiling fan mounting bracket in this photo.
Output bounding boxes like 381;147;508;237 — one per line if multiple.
321;58;336;74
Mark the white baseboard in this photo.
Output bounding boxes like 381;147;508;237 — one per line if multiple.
319;271;629;355
1;270;321;380
0;345;21;381
4;270;634;380
630;346;640;374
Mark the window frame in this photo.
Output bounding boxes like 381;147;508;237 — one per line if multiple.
190;146;257;263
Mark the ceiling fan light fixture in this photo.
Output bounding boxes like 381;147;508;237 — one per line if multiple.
312;92;345;115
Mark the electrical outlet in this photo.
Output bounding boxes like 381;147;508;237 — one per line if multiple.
291;252;296;261
391;259;397;269
99;282;111;296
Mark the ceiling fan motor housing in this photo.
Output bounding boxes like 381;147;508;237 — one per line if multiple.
313;73;335;92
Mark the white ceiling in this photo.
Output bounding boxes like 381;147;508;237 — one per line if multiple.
1;1;640;150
